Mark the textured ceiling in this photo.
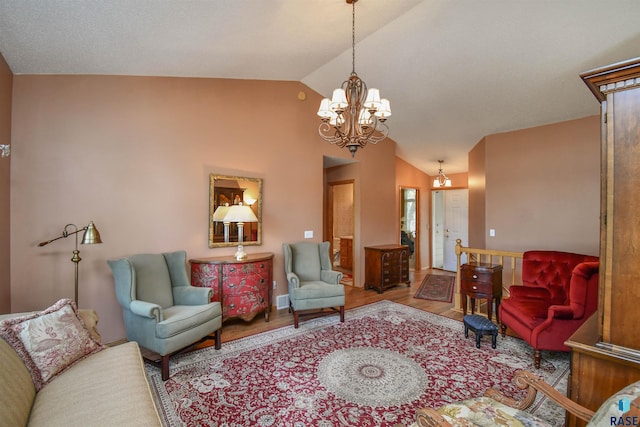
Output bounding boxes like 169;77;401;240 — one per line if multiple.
1;0;639;175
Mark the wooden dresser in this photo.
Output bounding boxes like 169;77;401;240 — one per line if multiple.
364;244;411;293
190;252;273;322
564;58;640;427
460;262;502;322
339;237;353;269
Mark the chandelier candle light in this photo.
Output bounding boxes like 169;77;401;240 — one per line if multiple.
317;0;391;157
433;160;452;188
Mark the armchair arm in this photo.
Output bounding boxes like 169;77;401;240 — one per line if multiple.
508;285;551;302
485;371;595;422
130;300;163;322
173;286;212;305
287;272;300;288
548;304;575;320
321;270;343;285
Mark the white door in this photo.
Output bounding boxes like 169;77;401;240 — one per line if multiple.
443;189;469;271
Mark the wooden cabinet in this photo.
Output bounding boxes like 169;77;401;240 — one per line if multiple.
460;263;502;322
339;237;353;269
564;58;640;426
364;244;411;293
190;253;273;322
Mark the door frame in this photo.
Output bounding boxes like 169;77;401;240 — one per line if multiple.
399;186;420;271
326;180;355;278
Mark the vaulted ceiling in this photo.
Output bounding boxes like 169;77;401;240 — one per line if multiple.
1;0;639;175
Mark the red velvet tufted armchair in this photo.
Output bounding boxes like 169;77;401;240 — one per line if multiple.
499;251;599;368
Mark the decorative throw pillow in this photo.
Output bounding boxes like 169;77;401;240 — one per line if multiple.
0;298;105;391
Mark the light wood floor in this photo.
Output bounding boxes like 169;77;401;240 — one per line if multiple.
218;268;462;344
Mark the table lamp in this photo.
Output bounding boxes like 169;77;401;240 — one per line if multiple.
223;204;258;260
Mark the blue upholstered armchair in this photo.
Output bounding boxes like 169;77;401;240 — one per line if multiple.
108;250;222;381
283;242;345;328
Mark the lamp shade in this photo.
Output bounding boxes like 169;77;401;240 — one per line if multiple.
223;204;258;223
81;221;102;245
212;204;231;221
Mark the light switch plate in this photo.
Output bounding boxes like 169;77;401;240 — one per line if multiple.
489;229;496;237
304;230;313;239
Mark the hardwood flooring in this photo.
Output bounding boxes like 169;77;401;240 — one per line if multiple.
218;268;462;344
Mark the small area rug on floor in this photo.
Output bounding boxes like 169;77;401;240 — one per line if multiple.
146;300;568;427
413;274;455;302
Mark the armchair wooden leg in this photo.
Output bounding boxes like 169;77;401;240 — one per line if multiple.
534;350;541;369
215;329;222;350
294;311;300;328
161;354;170;381
340;306;345;323
500;323;507;337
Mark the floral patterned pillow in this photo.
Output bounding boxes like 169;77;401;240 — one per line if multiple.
0;298;105;391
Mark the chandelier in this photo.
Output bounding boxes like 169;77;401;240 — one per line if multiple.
433;160;452;187
317;0;391;157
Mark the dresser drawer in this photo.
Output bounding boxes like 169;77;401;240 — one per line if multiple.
461;267;495;285
461;280;493;295
223;292;268;317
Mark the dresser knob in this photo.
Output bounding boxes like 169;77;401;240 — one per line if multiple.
228;283;235;288
230;267;236;272
472;274;478;279
260;279;265;283
259;263;264;268
229;304;236;309
472;286;478;290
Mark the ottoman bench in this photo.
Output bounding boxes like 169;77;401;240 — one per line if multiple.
463;314;498;349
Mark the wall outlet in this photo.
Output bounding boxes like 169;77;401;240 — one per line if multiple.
304;230;313;239
272;280;277;290
489;228;496;237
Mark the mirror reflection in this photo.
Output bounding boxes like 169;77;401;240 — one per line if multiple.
209;174;262;248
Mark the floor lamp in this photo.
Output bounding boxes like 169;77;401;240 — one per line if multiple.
38;221;103;306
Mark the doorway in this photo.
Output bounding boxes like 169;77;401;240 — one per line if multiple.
400;187;420;271
328;181;354;285
432;189;469;271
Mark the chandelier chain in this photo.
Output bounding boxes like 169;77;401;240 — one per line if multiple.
351;0;356;75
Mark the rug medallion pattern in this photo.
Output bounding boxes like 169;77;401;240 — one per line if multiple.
146;301;568;427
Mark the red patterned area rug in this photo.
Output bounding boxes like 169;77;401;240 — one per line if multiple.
146;301;568;427
413;274;455;302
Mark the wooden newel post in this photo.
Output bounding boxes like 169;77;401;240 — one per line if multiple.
454;239;463;311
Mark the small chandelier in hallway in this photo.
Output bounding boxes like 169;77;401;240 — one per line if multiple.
433;160;452;188
317;0;391;157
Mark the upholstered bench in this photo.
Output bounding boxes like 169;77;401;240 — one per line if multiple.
463;314;498;349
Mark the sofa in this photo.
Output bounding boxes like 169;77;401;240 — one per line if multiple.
0;299;162;427
499;250;599;368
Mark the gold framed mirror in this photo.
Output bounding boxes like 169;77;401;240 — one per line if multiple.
209;174;263;248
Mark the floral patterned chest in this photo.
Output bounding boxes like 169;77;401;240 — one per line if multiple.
190;253;273;322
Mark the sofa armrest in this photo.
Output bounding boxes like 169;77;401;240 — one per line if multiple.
130;300;162;322
173;286;212;305
508;285;551;302
321;270;343;285
492;371;595;423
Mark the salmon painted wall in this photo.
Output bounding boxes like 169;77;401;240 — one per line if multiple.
479;116;601;254
10;75;397;342
468;139;487;248
0;54;11;313
324;141;399;286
